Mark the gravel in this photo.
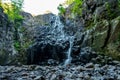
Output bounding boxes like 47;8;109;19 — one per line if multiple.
0;63;120;80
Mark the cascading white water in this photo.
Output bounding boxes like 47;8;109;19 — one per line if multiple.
51;16;74;66
51;16;66;41
64;36;74;66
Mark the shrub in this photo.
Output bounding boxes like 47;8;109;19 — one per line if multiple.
58;0;83;17
1;0;24;22
70;0;83;16
57;4;66;16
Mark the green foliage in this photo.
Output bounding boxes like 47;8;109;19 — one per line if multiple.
66;0;83;16
57;4;66;16
1;0;24;22
118;0;120;8
71;0;83;16
0;0;2;7
60;0;83;16
1;0;24;52
105;2;112;20
14;41;21;51
105;2;118;20
10;0;24;22
65;0;74;5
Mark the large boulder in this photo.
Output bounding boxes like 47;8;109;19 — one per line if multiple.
91;20;109;50
109;16;120;43
106;16;120;60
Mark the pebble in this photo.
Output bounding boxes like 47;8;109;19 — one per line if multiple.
34;76;42;80
21;72;28;76
85;63;94;68
112;60;120;65
78;73;84;78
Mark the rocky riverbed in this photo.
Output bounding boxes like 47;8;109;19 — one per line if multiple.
0;61;120;80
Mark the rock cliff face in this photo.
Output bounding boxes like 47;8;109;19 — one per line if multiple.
26;15;70;65
26;0;120;65
0;9;34;65
0;7;15;65
1;0;120;65
63;0;120;60
26;13;98;65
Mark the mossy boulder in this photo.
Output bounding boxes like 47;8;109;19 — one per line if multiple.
91;20;109;50
109;16;120;43
105;16;120;60
87;16;120;60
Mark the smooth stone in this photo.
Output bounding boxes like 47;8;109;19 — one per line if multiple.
78;73;84;78
50;74;57;80
112;60;120;65
85;63;94;68
34;76;44;80
117;75;120;80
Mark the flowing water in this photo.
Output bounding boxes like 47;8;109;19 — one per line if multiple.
64;36;74;66
51;16;74;66
30;14;92;65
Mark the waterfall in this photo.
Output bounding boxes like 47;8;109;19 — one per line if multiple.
51;16;74;66
64;36;74;66
51;16;67;41
28;14;92;65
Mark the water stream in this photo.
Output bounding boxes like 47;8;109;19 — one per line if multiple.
51;16;74;66
64;36;74;66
